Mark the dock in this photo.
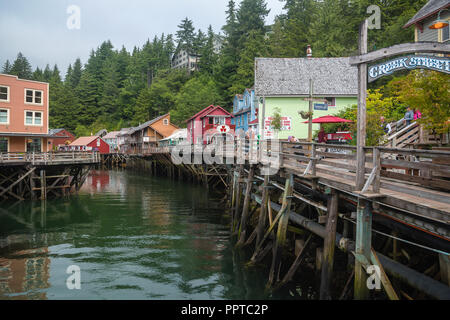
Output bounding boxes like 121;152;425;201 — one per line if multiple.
0;151;100;201
115;140;450;300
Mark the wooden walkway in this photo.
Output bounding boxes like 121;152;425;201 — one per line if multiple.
126;141;449;241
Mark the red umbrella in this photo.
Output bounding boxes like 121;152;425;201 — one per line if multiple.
302;115;353;124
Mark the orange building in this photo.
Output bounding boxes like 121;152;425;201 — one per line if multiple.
0;73;50;153
127;113;179;153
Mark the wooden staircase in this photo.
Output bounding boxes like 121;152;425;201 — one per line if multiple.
385;121;420;149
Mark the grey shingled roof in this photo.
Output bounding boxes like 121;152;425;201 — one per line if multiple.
255;58;358;97
404;0;450;28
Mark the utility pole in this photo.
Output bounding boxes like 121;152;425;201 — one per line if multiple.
308;79;314;142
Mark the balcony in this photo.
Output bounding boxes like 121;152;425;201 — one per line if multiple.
204;123;236;133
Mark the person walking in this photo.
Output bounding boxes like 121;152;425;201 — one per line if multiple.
414;109;422;120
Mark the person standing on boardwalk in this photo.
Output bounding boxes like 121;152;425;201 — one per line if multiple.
414;108;422;120
318;127;327;143
404;107;414;126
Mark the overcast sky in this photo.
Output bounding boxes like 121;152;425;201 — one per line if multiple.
0;0;285;76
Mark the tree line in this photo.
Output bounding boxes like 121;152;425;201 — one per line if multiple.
1;0;433;137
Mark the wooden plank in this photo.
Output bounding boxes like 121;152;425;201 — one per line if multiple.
380;170;450;191
381;158;450;174
349;42;450;65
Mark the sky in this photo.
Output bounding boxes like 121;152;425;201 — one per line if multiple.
0;0;285;76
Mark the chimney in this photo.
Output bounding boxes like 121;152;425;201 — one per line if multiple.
306;45;312;58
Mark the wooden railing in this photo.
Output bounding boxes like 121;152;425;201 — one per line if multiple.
0;151;100;165
385;121;420;148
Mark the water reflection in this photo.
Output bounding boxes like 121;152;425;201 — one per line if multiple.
0;170;294;300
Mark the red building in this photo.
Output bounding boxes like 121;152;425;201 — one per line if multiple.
186;105;235;145
48;128;75;151
68;136;110;154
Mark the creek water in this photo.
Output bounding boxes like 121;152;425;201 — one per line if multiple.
0;169;317;300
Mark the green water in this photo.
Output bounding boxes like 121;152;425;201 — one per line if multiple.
0;170;305;300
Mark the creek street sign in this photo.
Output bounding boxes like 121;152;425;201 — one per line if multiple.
368;55;450;82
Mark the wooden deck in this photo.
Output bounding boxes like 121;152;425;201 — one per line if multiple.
0;151;101;166
129;141;449;241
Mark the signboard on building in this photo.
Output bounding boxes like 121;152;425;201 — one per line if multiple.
314;103;328;111
368;55;450;82
264;116;292;138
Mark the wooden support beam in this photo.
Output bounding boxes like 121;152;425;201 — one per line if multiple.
320;190;339;300
356;19;368;191
255;175;269;248
370;248;399;300
0;167;36;198
40;170;46;200
354;199;372;300
237;165;255;247
268;173;294;288
275;234;312;290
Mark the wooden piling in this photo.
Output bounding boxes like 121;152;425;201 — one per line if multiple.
354;199;372;300
236;165;255;246
320;189;338;300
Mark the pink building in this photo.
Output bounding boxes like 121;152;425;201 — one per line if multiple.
186;105;235;145
0;74;50;153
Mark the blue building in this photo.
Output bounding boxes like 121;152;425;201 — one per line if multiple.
231;88;259;136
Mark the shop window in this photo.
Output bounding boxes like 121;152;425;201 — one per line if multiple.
27;138;42;152
0;137;8;153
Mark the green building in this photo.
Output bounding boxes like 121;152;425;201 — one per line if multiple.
255;57;358;140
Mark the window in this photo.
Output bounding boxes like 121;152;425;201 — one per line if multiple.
26;138;41;152
25;111;43;126
443;24;449;42
0;86;9;102
0;137;8;153
25;89;43;105
0;109;9;124
163;119;169;125
214;117;225;125
325;97;336;106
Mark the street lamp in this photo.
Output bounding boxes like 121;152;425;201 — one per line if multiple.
429;9;449;29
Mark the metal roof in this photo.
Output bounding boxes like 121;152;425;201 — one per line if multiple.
70;136;100;146
255;57;358;97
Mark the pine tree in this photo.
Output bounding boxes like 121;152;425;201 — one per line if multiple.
68;58;83;88
176;18;195;52
236;0;270;42
2;60;11;74
10;52;33;79
32;67;44;82
199;25;218;75
43;64;52;82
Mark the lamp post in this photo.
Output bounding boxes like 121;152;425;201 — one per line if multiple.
429;9;449;29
